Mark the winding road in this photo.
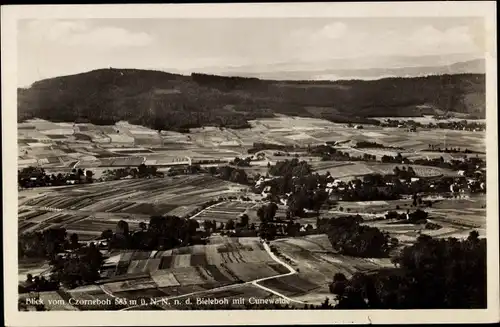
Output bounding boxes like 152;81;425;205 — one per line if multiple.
251;242;305;304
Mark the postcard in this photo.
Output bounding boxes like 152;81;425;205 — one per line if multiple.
2;2;498;325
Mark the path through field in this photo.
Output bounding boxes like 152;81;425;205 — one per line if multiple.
188;201;224;220
251;242;305;304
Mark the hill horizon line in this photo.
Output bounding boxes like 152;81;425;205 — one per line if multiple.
19;61;485;89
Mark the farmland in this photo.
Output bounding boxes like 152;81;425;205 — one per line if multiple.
18;176;250;240
17;113;488;311
17;116;485;172
28;236;303;310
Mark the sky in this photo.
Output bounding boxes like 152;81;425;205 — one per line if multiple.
17;17;485;87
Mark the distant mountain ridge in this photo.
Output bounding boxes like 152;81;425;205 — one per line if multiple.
213;59;486;81
18;68;485;132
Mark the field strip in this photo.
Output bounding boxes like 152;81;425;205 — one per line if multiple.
20;205;150;221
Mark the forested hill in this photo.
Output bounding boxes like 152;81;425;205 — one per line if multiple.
18;69;485;131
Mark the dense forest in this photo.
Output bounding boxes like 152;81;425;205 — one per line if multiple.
330;231;486;309
18;69;485;131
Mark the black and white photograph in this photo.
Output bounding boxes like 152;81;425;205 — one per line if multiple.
2;2;499;326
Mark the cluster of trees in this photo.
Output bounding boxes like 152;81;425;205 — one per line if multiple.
354;141;395;149
231;157;252;167
269;158;312;177
309;145;377;162
339;184;400;202
50;243;104;288
256;202;280;240
20;274;59;293
427;144;481;154
392;166;417;179
329;232;486;309
254;203;317;239
287;188;329;217
102;216;203;251
18;167;94;188
167;164;205;176
19;227;105;291
317;216;397;257
380;118;485;131
255;165;334;207
102;164;163;181
429;120;485;131
257;202;279;223
19;228;78;259
380;153;409;164
208;165;249;185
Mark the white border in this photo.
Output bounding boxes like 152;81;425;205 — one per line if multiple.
2;2;499;326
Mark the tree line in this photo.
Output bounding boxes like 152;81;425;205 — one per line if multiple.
18;167;94;188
